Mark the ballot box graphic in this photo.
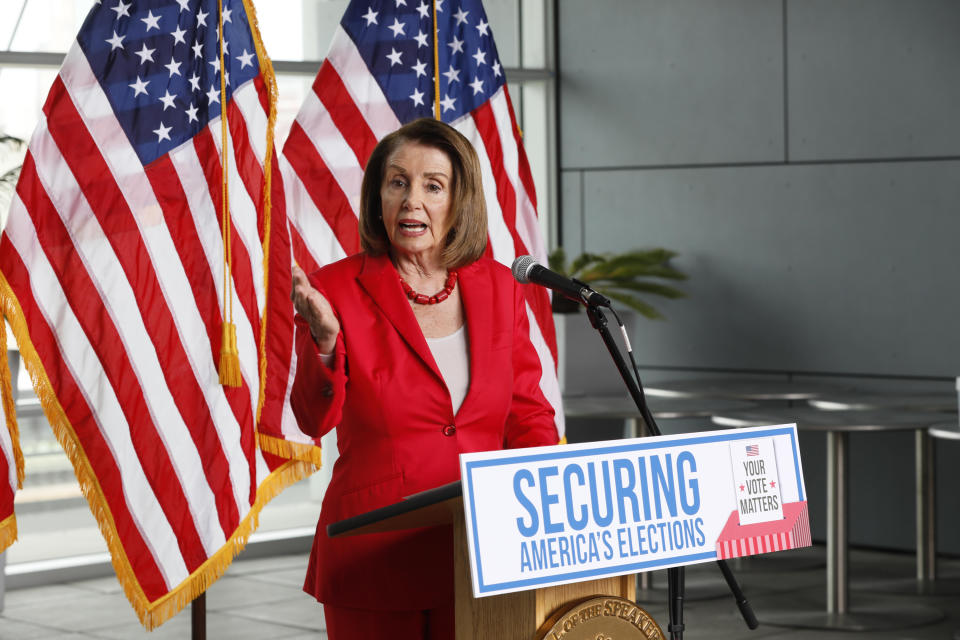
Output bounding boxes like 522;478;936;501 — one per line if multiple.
716;500;811;559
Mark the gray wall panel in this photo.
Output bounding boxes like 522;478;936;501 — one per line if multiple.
559;0;784;168
559;170;584;253
788;0;960;160
581;161;960;376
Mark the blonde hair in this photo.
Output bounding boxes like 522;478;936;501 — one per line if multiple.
359;118;488;268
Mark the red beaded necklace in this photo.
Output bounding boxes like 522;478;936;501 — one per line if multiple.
399;270;458;305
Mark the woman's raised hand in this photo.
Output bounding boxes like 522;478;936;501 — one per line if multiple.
291;265;341;354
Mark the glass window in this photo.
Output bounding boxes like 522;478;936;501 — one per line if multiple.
256;0;348;61
521;80;553;245
1;0;89;52
480;0;520;68
275;73;314;143
0;67;58;139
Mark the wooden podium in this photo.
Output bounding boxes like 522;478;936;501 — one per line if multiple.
328;481;632;640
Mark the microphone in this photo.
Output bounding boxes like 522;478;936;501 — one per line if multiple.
511;255;611;307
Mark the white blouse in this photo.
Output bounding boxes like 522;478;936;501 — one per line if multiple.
426;324;470;414
318;325;471;413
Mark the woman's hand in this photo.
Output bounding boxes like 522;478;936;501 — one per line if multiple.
291;265;340;354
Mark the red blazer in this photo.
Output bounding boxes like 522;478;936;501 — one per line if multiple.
291;252;559;610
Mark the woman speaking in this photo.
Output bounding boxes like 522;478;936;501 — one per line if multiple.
290;118;559;639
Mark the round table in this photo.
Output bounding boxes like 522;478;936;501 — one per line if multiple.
644;377;851;401
809;391;957;413
928;424;960;439
712;407;944;631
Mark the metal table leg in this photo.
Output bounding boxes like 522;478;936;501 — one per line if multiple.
917;429;935;582
827;431;847;614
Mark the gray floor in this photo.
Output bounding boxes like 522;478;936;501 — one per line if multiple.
1;552;325;639
1;544;958;639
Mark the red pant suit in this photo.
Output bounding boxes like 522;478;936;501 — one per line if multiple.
291;252;560;612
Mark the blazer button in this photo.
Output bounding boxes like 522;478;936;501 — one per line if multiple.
321;384;334;398
442;424;456;437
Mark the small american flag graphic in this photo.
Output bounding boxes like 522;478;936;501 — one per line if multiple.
746;444;760;456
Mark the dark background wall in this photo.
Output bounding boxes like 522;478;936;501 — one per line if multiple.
555;0;960;554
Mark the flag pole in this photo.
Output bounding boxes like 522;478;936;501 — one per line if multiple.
191;591;206;640
196;0;239;631
217;0;242;387
432;0;441;120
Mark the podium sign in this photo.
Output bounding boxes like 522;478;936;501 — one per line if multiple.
460;424;809;598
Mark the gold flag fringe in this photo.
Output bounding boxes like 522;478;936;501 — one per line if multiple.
1;271;319;629
2;270;153;620
258;432;323;467
217;321;242;387
0;313;24;487
0;513;17;554
136;458;316;629
240;0;280;426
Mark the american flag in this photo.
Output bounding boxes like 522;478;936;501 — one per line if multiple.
0;0;314;628
746;444;760;457
1;324;21;553
281;0;564;438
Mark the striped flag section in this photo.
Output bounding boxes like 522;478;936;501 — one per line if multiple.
715;501;812;559
1;321;22;553
281;0;565;439
0;0;314;628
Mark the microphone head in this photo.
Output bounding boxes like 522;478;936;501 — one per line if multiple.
511;255;537;283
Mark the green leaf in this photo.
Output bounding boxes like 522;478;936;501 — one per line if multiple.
597;280;686;298
634;265;688;280
595;263;687;280
569;252;606;275
605;248;676;268
602;291;664;319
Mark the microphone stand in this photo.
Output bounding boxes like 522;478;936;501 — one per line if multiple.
581;299;759;639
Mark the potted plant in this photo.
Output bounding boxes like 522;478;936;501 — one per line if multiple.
1;134;27;231
547;247;688;317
